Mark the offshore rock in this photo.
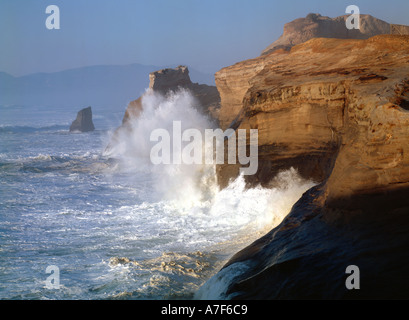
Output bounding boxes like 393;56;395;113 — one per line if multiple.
122;65;220;125
69;106;95;132
106;66;220;153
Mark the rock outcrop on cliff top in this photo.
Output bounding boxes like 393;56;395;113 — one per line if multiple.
208;14;409;297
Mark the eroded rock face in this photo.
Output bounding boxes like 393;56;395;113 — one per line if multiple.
216;35;409;203
207;34;409;300
69;106;95;132
260;13;409;56
106;66;220;153
217;13;409;132
149;65;192;93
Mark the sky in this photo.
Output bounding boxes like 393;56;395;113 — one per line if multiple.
0;0;408;77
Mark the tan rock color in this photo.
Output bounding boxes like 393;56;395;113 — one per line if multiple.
260;13;403;56
216;35;409;212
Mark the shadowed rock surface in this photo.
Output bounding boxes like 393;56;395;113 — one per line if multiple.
69;106;95;132
220;185;409;299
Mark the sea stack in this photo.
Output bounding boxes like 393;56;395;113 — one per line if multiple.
69;106;95;132
122;65;220;125
105;65;220;153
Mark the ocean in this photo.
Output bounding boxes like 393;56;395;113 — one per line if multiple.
0;91;314;299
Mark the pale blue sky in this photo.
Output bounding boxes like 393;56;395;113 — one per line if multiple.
1;0;408;77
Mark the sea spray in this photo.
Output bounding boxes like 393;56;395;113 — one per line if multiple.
105;89;217;206
104;88;316;297
105;88;314;217
0;89;316;299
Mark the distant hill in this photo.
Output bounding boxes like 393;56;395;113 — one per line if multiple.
0;64;215;109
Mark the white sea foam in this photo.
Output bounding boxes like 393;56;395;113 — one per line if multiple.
0;91;316;299
192;170;314;299
29;154;53;161
106;89;217;205
105;89;315;253
103;89;317;299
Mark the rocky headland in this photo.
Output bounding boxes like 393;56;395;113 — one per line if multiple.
208;14;409;299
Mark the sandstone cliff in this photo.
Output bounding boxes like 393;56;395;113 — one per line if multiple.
216;35;409;200
217;13;409;132
209;30;409;298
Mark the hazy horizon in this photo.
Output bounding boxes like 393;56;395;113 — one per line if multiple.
0;62;214;79
1;0;409;78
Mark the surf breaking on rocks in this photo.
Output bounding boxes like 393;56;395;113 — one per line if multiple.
104;88;315;297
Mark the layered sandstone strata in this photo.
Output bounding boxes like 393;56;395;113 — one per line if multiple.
216;35;409;206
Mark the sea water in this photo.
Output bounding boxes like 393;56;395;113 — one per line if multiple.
0;90;314;299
